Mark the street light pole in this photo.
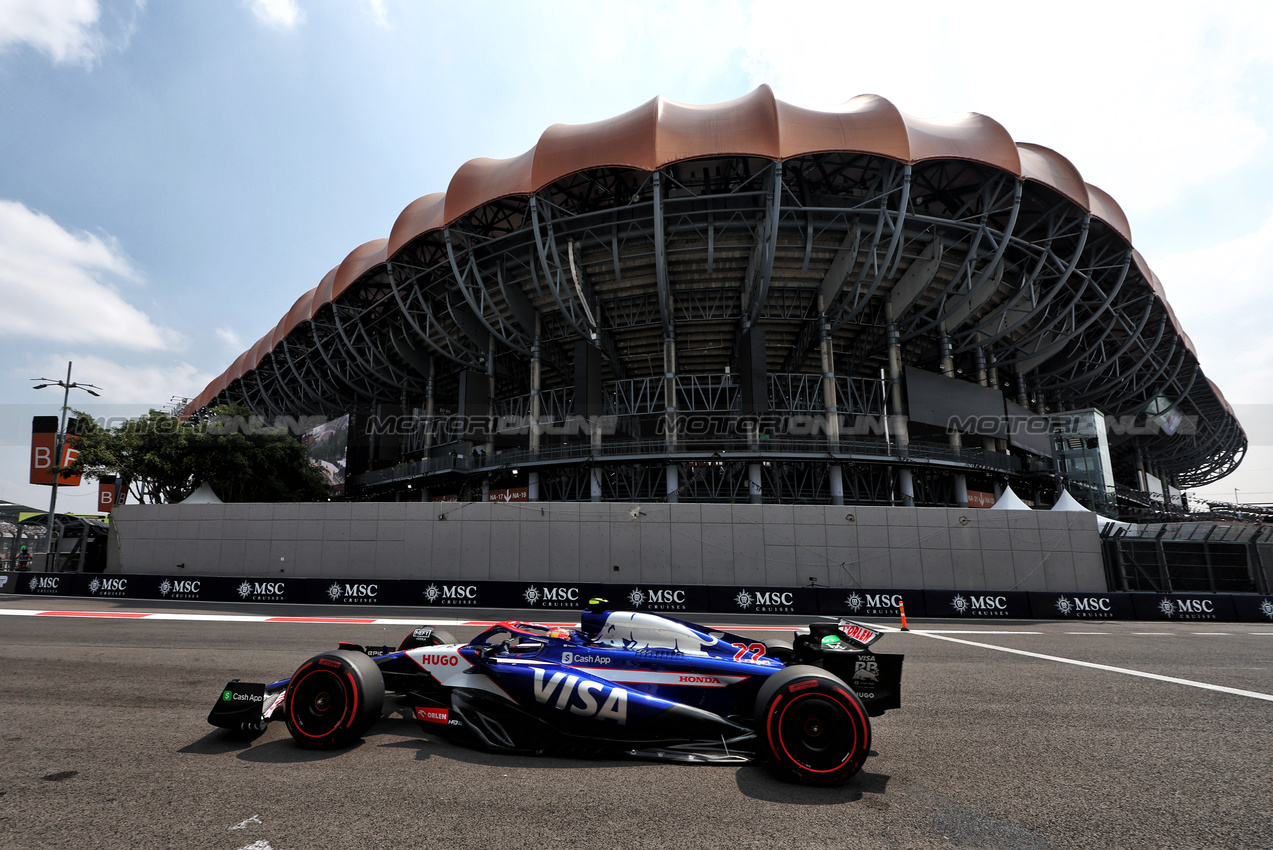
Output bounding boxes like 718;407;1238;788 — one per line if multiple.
32;361;100;572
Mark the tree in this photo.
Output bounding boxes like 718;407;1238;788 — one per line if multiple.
72;407;331;504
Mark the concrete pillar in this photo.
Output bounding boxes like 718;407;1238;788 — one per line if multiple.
940;324;967;507
664;334;679;500
423;357;436;451
975;343;996;456
829;464;845;505
529;322;542;457
528;471;540;501
885;303;912;506
749;463;763;504
819;293;845;505
591;466;603;502
898;469;915;505
484;335;496;459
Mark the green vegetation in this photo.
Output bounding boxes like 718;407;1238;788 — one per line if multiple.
71;406;330;504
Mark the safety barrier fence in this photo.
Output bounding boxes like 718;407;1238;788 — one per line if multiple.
3;571;1271;624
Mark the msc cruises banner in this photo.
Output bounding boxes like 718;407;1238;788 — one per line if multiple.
1027;592;1135;620
8;575;1271;623
816;588;927;618
923;590;1033;619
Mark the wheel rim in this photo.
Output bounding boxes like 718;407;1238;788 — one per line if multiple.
289;668;349;739
775;692;858;772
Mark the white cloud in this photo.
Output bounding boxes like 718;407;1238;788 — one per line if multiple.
1155;209;1273;404
215;326;243;351
0;200;179;351
0;0;102;64
740;1;1273;215
362;0;388;28
26;353;214;405
244;0;304;30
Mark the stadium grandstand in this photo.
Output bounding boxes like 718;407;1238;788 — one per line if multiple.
183;87;1245;519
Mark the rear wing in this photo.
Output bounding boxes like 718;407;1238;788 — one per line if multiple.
797;619;902;717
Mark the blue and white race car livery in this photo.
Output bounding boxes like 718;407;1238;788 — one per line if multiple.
208;601;903;785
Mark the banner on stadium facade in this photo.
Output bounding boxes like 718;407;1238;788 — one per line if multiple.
487;487;529;503
98;476;123;513
30;416;83;486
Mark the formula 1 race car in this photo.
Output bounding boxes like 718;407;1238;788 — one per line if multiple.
208;602;903;785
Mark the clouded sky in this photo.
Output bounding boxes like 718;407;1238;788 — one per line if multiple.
2;0;1272;513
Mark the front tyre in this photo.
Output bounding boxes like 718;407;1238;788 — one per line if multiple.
754;665;871;785
285;650;384;749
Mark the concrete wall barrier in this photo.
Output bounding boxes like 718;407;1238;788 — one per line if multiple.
106;501;1109;594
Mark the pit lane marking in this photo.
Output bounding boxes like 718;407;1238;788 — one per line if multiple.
902;630;1273;703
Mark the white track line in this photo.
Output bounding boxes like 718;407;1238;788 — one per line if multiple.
0;607;806;632
910;630;1273;703
0;608;507;627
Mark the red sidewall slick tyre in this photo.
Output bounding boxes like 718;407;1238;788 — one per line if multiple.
754;665;871;786
285;650;384;749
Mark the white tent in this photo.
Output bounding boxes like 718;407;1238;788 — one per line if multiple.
179;482;223;504
1097;516;1134;533
990;485;1032;510
1050;490;1090;512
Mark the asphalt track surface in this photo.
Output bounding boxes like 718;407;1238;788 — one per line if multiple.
1;598;1270;850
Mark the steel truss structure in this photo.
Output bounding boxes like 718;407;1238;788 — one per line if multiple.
189;89;1244;508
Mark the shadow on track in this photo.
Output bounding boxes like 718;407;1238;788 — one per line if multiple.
735;765;891;804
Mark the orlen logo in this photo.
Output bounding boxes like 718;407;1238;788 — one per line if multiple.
89;577;127;596
414;706;449;725
627;587;686;610
532;668;627;723
523;585;579;607
423;584;478;605
951;594;1009;616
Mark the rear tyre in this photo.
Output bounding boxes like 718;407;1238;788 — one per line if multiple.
754;665;871;785
285;650;384;749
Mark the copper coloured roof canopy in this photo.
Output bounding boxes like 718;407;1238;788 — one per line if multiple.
186;86;1232;432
